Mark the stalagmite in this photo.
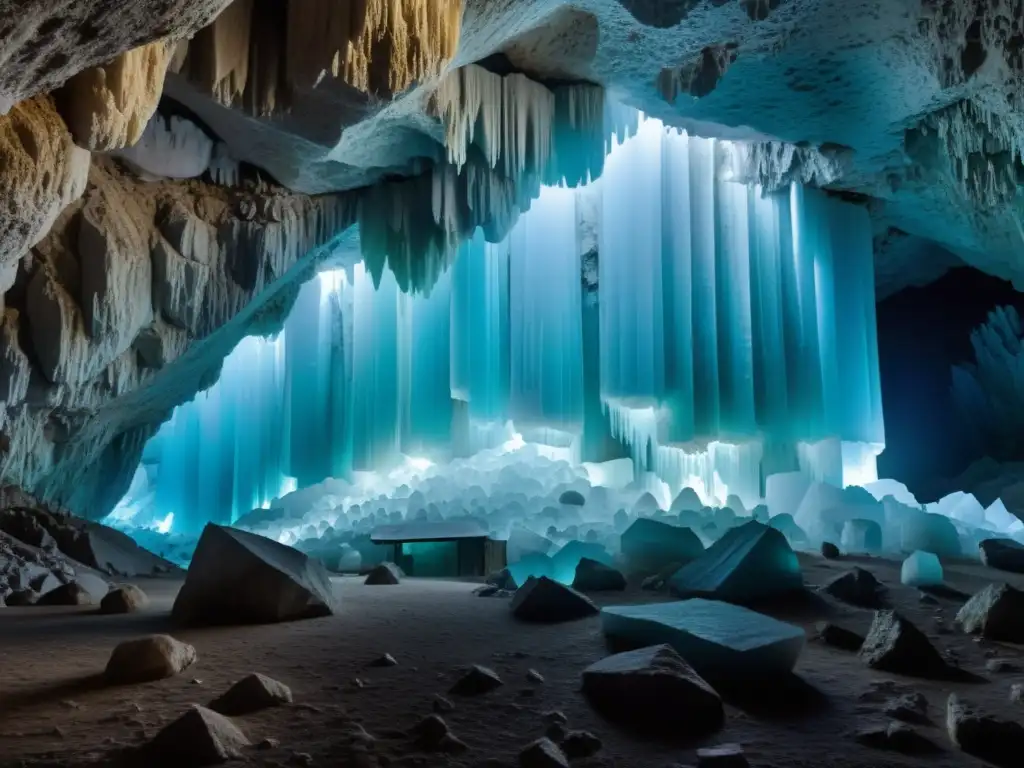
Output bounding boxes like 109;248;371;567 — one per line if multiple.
58;40;172;151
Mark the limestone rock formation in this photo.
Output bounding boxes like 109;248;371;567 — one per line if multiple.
172;523;337;626
58;40;172;151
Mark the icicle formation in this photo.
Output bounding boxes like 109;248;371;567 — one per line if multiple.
952;305;1024;460
507;185;584;433
599;119;884;506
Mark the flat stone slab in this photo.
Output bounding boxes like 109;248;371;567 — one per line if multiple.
600;598;805;679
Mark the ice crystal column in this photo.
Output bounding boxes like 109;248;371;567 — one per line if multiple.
507;185;585;435
148;334;288;535
400;268;453;456
450;229;510;422
351;262;402;470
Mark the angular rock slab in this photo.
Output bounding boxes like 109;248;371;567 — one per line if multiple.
146;705;250;766
947;694;1024;768
209;673;293;716
980;538;1024;574
600;599;805;679
512;576;598;623
668;521;803;604
955;583;1024;643
582;643;723;737
172;524;336;626
572;558;626;592
364;562;403;585
859;611;949;678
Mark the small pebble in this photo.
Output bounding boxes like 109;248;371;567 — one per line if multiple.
527;669;545;684
371;653;398;668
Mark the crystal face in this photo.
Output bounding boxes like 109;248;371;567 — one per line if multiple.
110;115;887;537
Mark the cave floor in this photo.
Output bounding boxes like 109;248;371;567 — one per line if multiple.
1;555;1022;768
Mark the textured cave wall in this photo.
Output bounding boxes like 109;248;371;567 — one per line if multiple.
876;267;1024;500
0;148;354;519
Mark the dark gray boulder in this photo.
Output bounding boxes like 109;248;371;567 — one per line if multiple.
145;705;250;766
581;644;724;737
364;562;403;585
571;558;626;592
819;567;885;608
511;576;598;623
947;694;1024;768
859;611;949;678
209;673;293;715
979;538;1024;574
172;524;336;626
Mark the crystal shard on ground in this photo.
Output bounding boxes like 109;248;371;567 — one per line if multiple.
600;599;805;679
667;521;803;604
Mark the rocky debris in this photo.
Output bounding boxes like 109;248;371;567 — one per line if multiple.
37;581;96;606
370;653;397;668
859;611;950;678
561;730;602;759
145;705;251;766
818;567;885;608
526;669;544;684
105;635;197;685
1011;684;1023;704
884;692;930;724
979;538;1024;574
449;665;504;696
519;737;569;768
364;562;403;585
209;673;293;716
640;560;683;591
172;524;336;625
947;694;1024;768
486;567;518;590
955;583;1024;642
571;558;626;591
821;541;840;559
696;743;748;766
558;490;585;506
100;584;149;614
410;714;467;753
474;585;516;598
987;658;1021;674
854;721;940;754
815;621;864;652
432;695;454;713
581;644;724;737
543;710;568;725
511;576;598;623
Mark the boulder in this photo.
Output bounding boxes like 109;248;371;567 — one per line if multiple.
511;576;598;623
821;541;840;559
955;583;1024;643
364;562;403;585
885;692;930;725
572;558;626;592
601;599;805;679
37;581;96;606
4;588;38;606
100;584;149;614
561;730;602;759
979;538;1024;574
172;524;336;625
486;567;518;590
947;694;1024;768
668;521;803;604
582;644;724;737
410;714;467;753
855;722;940;755
818;567;885;608
859;611;949;678
519;737;569;768
105;634;197;685
145;705;250;766
449;665;503;696
900;550;943;587
620;518;704;573
209;673;292;715
814;621;864;652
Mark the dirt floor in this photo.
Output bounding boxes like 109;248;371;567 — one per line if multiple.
0;552;1022;767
